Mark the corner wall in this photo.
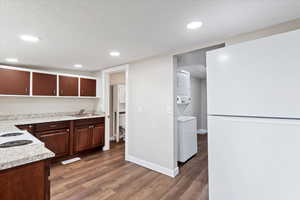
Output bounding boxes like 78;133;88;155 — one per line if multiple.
127;55;178;177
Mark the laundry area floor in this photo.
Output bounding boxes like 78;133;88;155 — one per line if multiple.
50;135;208;200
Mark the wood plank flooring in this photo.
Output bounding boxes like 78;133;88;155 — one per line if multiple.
50;135;208;200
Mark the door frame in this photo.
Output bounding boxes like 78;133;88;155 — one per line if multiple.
101;64;129;159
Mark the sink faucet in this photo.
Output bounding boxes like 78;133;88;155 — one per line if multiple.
78;109;85;115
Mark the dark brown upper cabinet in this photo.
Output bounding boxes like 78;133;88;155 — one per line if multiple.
32;72;57;96
59;75;78;96
0;68;30;95
80;78;96;97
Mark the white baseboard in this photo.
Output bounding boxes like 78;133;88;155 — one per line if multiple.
103;145;109;151
197;129;208;135
110;136;116;141
61;157;81;165
110;135;125;141
126;155;179;178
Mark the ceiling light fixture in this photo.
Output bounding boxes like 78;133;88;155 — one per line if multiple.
187;21;203;30
5;58;19;63
110;51;120;57
20;35;40;43
74;64;83;68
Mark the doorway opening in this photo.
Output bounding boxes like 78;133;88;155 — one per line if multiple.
102;65;128;158
174;44;224;168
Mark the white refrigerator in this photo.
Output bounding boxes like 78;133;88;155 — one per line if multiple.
207;29;300;200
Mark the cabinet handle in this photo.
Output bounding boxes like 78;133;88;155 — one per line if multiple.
25;88;28;93
61;90;63;95
53;89;56;95
89;125;94;129
50;125;57;128
67;129;70;132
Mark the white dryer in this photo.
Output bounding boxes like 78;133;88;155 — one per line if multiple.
177;116;198;162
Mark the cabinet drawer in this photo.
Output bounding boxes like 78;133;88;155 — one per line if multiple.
35;121;70;132
74;117;104;127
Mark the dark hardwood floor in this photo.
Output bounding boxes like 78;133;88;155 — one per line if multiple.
50;135;208;200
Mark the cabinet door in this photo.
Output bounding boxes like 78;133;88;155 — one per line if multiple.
39;130;69;157
92;125;104;147
32;72;57;96
74;126;92;153
59;75;78;96
0;68;30;95
80;78;96;97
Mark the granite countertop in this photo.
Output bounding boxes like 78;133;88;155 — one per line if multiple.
0;144;54;171
0;113;106;127
0;113;105;171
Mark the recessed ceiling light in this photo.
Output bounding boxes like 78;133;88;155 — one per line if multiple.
74;64;83;68
5;58;18;63
20;35;40;43
110;51;120;57
187;21;203;30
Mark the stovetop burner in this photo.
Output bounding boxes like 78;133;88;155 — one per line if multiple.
0;140;33;148
0;132;24;137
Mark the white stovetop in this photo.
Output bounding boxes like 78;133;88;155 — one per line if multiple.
0;130;43;145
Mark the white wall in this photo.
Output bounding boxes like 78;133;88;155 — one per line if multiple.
97;19;300;178
0;97;98;115
127;55;177;177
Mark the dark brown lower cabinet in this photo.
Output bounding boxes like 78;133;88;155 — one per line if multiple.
74;124;104;153
17;117;105;159
92;125;104;147
0;159;50;200
74;126;93;152
38;129;70;158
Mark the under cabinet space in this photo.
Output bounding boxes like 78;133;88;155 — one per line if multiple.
0;68;30;95
32;72;57;96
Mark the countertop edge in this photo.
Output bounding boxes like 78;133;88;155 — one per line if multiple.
0;150;55;171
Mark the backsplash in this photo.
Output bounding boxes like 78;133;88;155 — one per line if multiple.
0;110;99;121
0;97;101;117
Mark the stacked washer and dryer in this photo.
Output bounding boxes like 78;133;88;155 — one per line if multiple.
176;70;198;162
